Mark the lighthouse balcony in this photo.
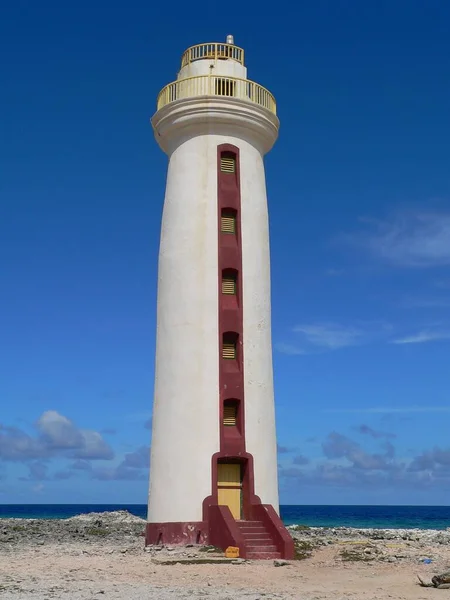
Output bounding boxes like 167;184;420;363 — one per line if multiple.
156;74;277;115
181;42;245;67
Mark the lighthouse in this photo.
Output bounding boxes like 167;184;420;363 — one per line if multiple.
146;37;294;559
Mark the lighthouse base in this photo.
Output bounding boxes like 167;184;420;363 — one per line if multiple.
145;522;208;547
145;505;295;559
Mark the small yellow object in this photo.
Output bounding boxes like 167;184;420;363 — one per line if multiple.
225;546;239;558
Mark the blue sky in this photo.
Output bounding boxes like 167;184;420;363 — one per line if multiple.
1;0;450;505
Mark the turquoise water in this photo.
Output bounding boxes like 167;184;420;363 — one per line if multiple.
1;504;449;529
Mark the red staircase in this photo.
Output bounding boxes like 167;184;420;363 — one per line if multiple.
237;520;281;559
208;504;294;560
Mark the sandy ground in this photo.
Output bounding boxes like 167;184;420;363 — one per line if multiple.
1;512;448;599
1;541;444;600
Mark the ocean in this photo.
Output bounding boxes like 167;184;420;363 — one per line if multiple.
1;504;449;529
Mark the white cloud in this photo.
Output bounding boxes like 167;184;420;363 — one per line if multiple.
277;321;393;355
0;426;46;461
36;411;83;450
279;430;450;492
36;411;114;460
294;323;364;350
72;430;114;460
324;406;450;414
392;330;450;344
275;343;307;355
398;296;450;309
280;319;450;354
342;211;450;267
0;411;114;462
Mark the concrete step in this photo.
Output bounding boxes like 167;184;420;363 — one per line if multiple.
246;544;278;553
237;521;264;528
239;527;267;535
241;533;273;541
246;551;281;560
237;520;280;560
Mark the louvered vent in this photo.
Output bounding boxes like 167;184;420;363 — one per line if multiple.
223;403;238;426
222;275;236;295
221;156;235;173
221;212;236;234
222;342;236;360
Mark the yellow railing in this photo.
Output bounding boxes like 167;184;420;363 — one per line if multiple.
156;75;276;114
181;43;244;67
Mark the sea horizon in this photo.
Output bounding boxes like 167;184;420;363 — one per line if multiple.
1;504;449;530
1;502;449;506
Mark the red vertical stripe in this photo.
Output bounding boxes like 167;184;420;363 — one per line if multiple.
217;144;245;455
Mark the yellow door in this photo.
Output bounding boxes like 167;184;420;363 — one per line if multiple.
217;463;241;519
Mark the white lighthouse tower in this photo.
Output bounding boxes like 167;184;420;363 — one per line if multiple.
146;37;293;559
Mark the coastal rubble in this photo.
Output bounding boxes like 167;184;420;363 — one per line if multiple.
288;524;450;564
0;510;145;549
288;524;450;547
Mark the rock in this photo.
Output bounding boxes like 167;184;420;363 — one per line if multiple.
231;558;246;565
364;548;372;555
433;533;450;545
274;559;289;567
